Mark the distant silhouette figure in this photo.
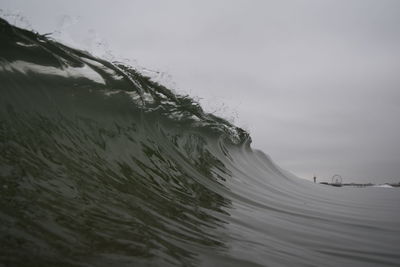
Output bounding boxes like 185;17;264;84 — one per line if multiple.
313;176;316;183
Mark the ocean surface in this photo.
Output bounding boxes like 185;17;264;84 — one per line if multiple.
1;18;400;267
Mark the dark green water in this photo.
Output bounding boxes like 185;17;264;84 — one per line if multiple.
1;18;400;267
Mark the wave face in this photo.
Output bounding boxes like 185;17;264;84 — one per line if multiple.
1;18;400;267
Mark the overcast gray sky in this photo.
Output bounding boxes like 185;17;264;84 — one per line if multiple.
1;0;400;183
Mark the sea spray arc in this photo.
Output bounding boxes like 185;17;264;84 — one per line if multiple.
1;18;400;267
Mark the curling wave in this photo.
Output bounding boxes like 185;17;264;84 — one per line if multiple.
1;18;400;267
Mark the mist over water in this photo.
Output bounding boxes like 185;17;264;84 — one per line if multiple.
1;18;400;267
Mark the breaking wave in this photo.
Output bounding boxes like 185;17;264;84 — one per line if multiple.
1;18;399;267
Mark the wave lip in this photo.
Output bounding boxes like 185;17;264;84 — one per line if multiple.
1;17;400;267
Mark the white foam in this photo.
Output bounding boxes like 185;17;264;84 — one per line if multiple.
4;60;105;84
